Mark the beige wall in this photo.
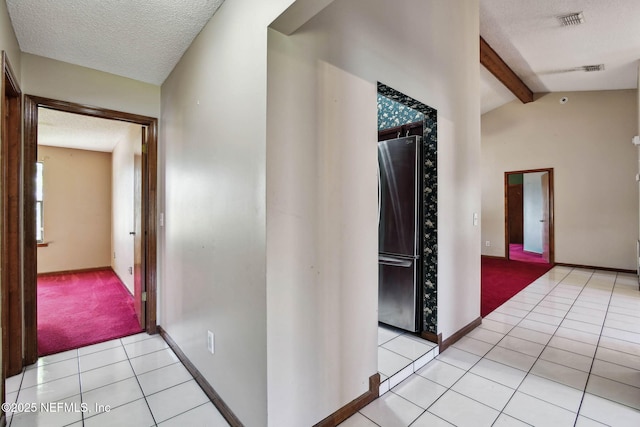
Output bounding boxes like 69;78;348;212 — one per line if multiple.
482;90;638;270
111;126;141;294
21;53;160;118
37;146;112;273
1;0;20;79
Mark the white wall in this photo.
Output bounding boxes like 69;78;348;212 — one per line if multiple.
160;0;480;424
111;126;141;294
267;0;480;424
266;45;378;425
159;1;298;425
482;90;638;270
523;172;544;254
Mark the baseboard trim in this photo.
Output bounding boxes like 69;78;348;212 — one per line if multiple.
420;331;442;346
111;268;135;297
37;266;111;277
440;317;482;353
554;263;635;274
313;373;381;427
157;326;244;427
481;255;506;260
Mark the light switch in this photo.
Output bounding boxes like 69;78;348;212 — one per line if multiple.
473;212;479;226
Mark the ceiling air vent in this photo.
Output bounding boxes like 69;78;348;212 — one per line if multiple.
582;64;604;72
558;12;585;26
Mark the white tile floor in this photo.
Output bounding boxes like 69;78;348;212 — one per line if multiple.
4;333;229;426
344;266;640;427
6;266;640;426
378;324;439;396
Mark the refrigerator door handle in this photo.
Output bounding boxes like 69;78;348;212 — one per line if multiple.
377;158;381;227
378;256;412;268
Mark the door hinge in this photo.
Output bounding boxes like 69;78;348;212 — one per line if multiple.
142;143;147;154
141;291;147;302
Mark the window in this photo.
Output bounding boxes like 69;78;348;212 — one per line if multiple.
36;162;44;243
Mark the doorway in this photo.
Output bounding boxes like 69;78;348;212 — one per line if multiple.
20;96;158;365
504;169;554;264
35;108;145;355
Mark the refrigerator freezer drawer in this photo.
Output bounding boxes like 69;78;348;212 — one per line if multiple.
378;256;418;332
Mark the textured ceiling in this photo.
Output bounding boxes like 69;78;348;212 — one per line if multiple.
6;0;224;85
6;0;637;112
480;0;640;112
38;108;140;153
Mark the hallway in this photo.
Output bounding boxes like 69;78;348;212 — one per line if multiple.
345;266;640;426
5;265;640;426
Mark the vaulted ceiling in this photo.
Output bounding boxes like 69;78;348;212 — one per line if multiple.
480;0;640;113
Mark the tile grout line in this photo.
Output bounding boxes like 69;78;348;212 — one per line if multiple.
573;272;640;421
122;339;159;427
572;272;616;427
395;268;577;426
487;267;596;426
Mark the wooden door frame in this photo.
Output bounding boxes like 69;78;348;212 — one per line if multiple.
504;168;555;264
2;51;23;383
23;95;158;364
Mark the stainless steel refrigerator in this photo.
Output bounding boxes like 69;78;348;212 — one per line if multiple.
378;135;421;332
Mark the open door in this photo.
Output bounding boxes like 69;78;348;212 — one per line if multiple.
504;168;554;264
133;128;145;328
541;172;550;263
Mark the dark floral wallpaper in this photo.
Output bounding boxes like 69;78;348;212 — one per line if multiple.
378;94;424;130
378;83;438;335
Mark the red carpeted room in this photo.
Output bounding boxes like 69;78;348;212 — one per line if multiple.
38;269;142;356
36;128;144;356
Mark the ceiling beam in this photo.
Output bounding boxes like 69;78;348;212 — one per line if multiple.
480;37;533;104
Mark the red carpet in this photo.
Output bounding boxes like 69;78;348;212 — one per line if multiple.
481;257;553;317
509;243;548;264
38;269;142;356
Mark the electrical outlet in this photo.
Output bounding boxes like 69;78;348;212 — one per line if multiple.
207;331;215;354
485;241;490;247
159;213;164;227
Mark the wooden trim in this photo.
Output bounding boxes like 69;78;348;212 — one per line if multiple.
23;95;38;364
420;331;442;346
554;263;636;275
37;266;112;277
2;51;24;377
504;168;554;265
440;317;482;353
313;373;381;427
481;255;507;260
480;37;533;104
158;326;244;427
144;119;158;334
37;243;49;248
23;96;159;364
